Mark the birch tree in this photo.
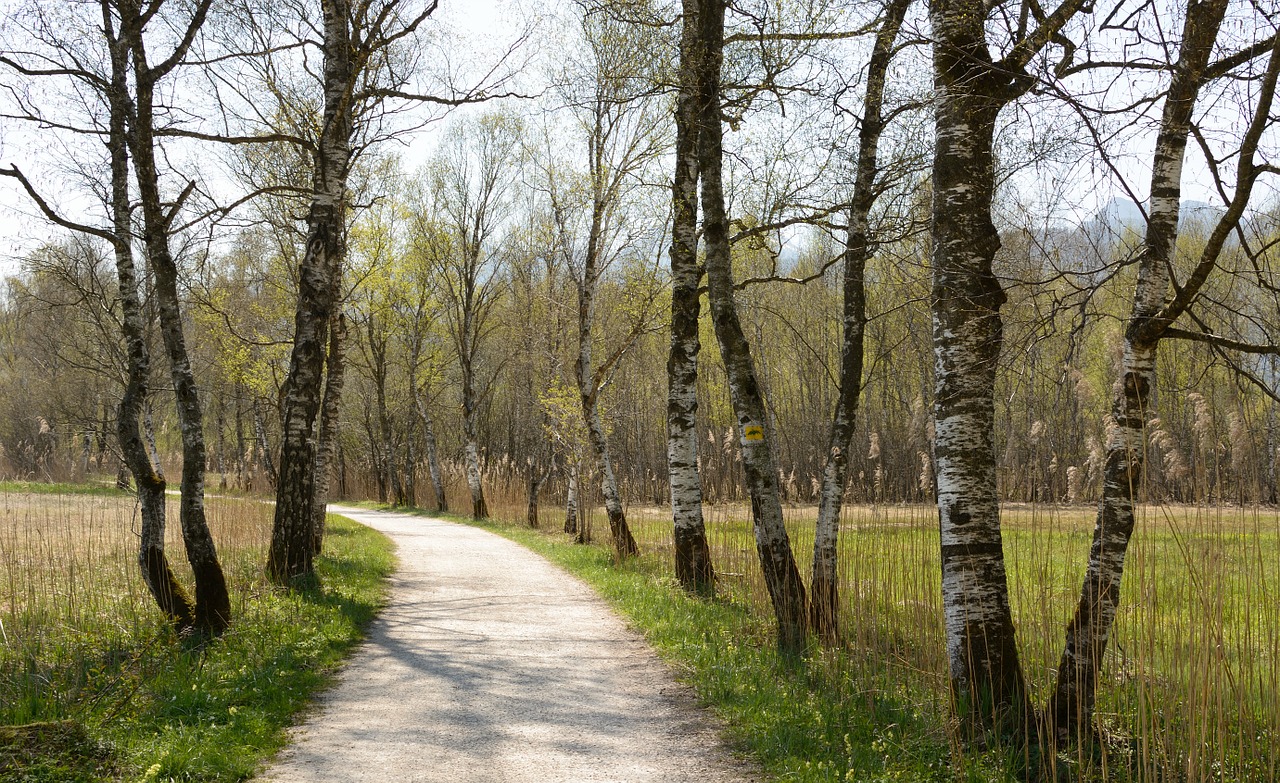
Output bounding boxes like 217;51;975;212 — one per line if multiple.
695;0;808;653
544;2;668;559
668;0;715;595
263;0;488;580
267;0;357;583
1047;2;1280;741
927;0;1087;732
1;0;231;635
120;0;232;633
808;0;911;642
428;113;524;519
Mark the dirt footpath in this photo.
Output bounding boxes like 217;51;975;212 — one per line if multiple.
258;507;759;783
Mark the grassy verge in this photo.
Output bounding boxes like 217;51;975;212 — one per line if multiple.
349;502;976;782
1;512;394;782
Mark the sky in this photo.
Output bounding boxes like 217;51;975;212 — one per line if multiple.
1;1;1274;279
0;0;526;277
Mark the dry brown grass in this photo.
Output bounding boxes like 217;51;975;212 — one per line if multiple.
0;489;273;652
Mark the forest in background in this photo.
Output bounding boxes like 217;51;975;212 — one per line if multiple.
4;185;1278;508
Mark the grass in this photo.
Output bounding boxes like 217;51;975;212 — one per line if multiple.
390;473;1280;782
0;480;132;498
1;487;395;782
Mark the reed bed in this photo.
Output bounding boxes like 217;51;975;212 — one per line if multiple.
0;488;276;723
1;485;393;781
452;459;1280;782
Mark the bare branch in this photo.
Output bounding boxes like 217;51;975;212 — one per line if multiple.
0;165;120;247
1164;327;1280;355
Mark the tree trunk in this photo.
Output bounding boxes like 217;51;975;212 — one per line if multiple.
809;0;907;643
927;0;1072;732
371;321;394;505
565;462;580;535
312;310;347;555
573;143;639;559
403;436;418;508
268;0;352;585
101;14;194;633
234;385;246;490
252;398;277;489
462;355;489;519
1046;0;1257;741
526;468;547;528
414;391;448;513
668;0;714;596
696;0;806;654
581;397;638;558
215;393;227;490
128;4;230;635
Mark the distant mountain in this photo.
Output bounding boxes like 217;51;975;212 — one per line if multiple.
1088;197;1227;239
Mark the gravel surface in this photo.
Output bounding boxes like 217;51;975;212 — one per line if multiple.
258;507;759;783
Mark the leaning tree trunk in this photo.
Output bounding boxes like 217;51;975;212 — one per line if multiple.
311;309;347;555
103;21;193;633
581;397;638;558
575;193;639;557
130;24;230;635
809;0;908;642
268;0;352;585
575;250;638;556
1047;0;1269;741
696;0;806;653
667;0;714;595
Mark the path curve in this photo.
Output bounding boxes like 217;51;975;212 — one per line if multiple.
259;507;758;783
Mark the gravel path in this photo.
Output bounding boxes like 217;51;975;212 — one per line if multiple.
259;507;759;783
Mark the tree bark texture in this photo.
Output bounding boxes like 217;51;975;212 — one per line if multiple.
1047;0;1277;740
526;468;547;528
269;0;352;584
312;309;347;554
696;0;807;654
668;0;714;596
565;462;580;535
102;8;194;633
929;0;1028;731
809;0;909;642
462;360;489;519
126;0;230;635
414;391;448;513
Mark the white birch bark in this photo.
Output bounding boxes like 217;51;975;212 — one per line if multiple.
1049;1;1280;739
696;0;807;653
926;0;1089;731
668;0;714;594
123;0;230;633
269;0;352;583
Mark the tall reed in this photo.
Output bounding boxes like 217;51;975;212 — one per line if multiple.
441;457;1280;782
